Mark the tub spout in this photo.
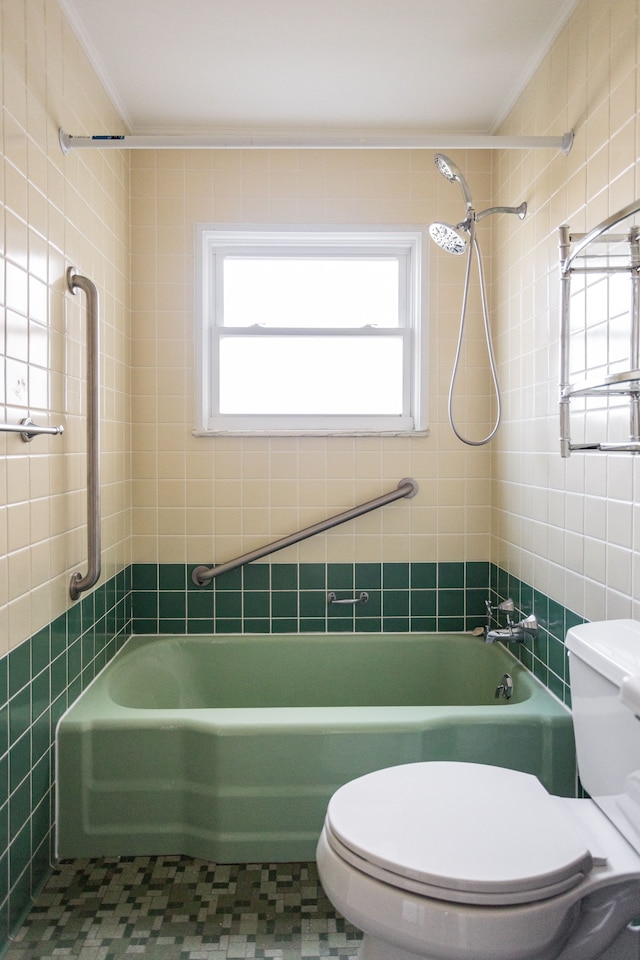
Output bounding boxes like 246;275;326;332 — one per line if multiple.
485;614;538;644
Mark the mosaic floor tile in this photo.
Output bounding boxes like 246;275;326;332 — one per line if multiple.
5;859;362;960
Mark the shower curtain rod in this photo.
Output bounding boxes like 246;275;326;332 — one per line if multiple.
59;129;574;154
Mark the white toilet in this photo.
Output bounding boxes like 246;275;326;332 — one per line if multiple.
316;620;640;960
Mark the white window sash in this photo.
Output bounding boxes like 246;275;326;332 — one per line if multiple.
213;328;410;417
195;226;427;436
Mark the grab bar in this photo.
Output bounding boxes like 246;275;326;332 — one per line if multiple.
0;418;64;441
192;478;419;586
328;591;369;606
67;269;101;601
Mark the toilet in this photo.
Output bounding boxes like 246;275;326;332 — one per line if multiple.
316;620;640;960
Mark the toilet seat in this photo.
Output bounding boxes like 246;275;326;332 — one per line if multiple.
324;762;594;906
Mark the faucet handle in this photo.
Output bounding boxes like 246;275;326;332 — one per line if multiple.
519;614;538;637
485;597;515;615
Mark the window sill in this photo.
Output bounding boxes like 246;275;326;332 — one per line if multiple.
192;428;431;438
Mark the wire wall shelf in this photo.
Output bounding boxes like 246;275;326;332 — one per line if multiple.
559;199;640;456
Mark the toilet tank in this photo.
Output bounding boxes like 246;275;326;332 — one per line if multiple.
567;619;640;853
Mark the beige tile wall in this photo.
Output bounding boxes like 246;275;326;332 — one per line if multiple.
493;0;640;621
10;0;630;654
0;0;131;655
130;149;496;569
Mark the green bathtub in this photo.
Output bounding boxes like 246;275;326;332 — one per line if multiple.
56;632;576;862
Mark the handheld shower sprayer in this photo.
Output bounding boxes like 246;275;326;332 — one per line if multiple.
434;154;474;209
429;153;527;445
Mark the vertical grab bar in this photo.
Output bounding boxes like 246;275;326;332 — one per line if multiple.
67;269;102;601
629;227;640;443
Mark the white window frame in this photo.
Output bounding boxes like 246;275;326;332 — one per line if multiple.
194;225;428;436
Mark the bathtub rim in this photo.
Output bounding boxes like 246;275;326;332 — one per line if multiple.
56;630;570;733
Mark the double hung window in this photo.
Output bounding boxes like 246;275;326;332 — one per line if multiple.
195;226;426;435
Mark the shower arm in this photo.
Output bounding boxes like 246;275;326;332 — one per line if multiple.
450;204;527;237
475;203;527;222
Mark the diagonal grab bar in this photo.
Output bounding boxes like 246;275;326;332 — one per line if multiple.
67;269;102;601
191;478;419;586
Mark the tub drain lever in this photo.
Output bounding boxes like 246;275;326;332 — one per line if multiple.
495;674;513;700
328;591;369;606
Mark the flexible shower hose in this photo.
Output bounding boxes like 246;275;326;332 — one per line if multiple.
448;219;501;445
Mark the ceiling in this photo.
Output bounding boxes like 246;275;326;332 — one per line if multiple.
60;0;580;138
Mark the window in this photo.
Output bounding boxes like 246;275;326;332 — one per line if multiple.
194;226;427;435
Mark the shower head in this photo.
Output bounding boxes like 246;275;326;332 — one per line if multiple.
434;153;473;208
428;221;468;255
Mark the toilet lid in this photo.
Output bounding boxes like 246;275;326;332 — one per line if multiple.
325;762;594;905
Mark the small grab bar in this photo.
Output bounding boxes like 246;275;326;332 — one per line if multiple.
0;418;64;442
192;478;419;586
67;269;101;601
328;591;369;606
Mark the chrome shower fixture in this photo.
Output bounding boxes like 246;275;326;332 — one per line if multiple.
434;153;474;208
429;153;528;446
428;205;528;255
428;221;468;255
476;201;527;223
432;152;527;244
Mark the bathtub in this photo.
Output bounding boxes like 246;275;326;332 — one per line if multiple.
56;632;575;863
